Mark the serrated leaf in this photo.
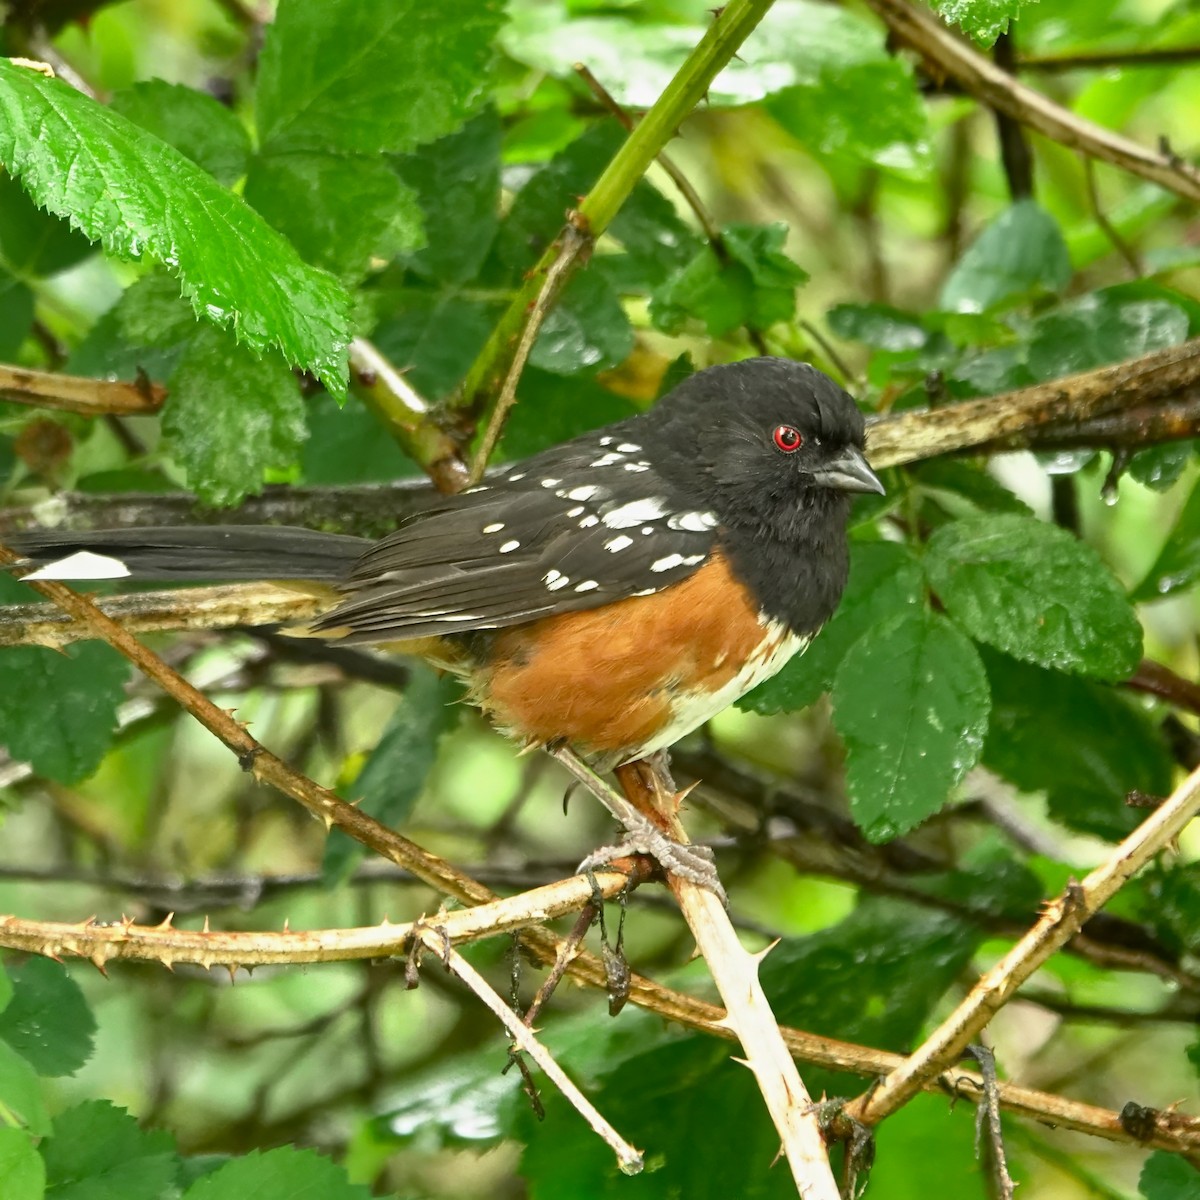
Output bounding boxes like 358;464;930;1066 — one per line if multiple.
0;172;93;279
832;608;989;841
323;667;462;883
0;959;96;1078
931;0;1038;45
740;540;925;714
528;270;633;375
246;152;423;282
940;200;1071;314
395;108;502;286
182;1146;371;1200
0;1040;48;1136
108;80;251;187
0;1127;44;1200
42;1101;179;1200
650;221;807;337
1135;476;1200;600
0;58;350;395
255;0;505;156
981;648;1172;840
163;326;307;507
1140;1151;1200;1200
0;618;129;783
926;513;1142;678
115;270;202;348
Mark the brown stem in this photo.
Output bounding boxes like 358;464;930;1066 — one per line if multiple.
0;362;165;415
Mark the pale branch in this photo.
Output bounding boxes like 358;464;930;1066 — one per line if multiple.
866;338;1200;468
0;361;164;415
348;337;470;494
863;0;1200;204
420;930;644;1175
456;0;777;419
0;871;631;969
558;751;841;1200
847;759;1200;1127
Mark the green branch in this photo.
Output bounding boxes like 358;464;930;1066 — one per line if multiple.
454;0;778;417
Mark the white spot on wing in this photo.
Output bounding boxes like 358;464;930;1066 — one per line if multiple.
651;553;686;572
604;535;633;553
616;442;641;453
24;551;131;581
579;516;599;528
599;436;614;446
546;573;570;591
567;485;600;501
623;462;650;472
498;540;520;553
670;510;718;532
508;472;526;481
574;580;599;592
590;452;624;467
541;478;561;488
482;522;505;534
566;506;585;517
603;498;667;528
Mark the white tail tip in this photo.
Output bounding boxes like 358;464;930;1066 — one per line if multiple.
24;550;132;581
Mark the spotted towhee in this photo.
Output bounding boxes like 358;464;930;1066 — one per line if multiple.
10;357;882;770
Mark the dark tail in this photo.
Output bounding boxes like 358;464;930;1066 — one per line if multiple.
5;525;371;583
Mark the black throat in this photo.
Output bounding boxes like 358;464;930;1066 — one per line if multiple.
717;489;853;635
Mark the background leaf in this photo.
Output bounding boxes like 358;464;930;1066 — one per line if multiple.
0;959;96;1078
925;513;1142;678
832;608;990;841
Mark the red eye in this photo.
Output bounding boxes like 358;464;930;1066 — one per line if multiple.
772;425;803;453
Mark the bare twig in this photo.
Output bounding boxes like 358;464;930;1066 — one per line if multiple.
964;1046;1016;1200
0;870;631;968
0;362;165;415
848;759;1200;1126
865;0;1200;204
1127;659;1200;718
468;222;593;485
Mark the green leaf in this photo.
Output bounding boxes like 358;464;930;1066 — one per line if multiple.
827;302;927;351
0;1040;48;1136
1128;442;1194;493
370;289;495;399
42;1101;179;1200
395;108;502;286
115;270;204;349
925;513;1143;678
245;152;423;282
650;221;808;337
1140;1151;1200;1200
981;649;1172;840
301;392;419;485
0;172;93;279
939;200;1071;313
0;1127;44;1200
1133;477;1200;601
182;1146;371;1200
0;959;95;1078
0;965;11;1014
0;271;33;359
913;459;1033;516
0;617;129;784
255;0;505;156
931;0;1038;45
323;667;462;883
0;58;350;395
528;270;633;375
1026;293;1189;383
832;608;989;841
108;80;251;187
739;540;926;714
163;326;307;507
1139;863;1200;959
500;369;638;461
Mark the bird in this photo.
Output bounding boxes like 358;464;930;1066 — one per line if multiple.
8;357;883;773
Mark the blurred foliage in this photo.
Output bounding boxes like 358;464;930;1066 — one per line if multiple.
0;0;1199;1196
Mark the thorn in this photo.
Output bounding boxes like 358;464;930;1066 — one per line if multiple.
89;953;109;976
226;964;237;985
203;915;211;934
282;917;290;933
751;938;781;965
156;912;175;930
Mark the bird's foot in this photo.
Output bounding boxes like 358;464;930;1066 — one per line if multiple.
579;828;725;905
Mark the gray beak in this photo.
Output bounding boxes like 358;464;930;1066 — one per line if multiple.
811;446;885;495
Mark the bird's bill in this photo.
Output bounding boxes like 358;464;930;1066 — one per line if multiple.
811;446;885;495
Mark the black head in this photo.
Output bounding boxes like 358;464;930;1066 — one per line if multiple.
643;358;883;539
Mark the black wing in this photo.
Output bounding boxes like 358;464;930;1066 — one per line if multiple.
312;431;720;643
